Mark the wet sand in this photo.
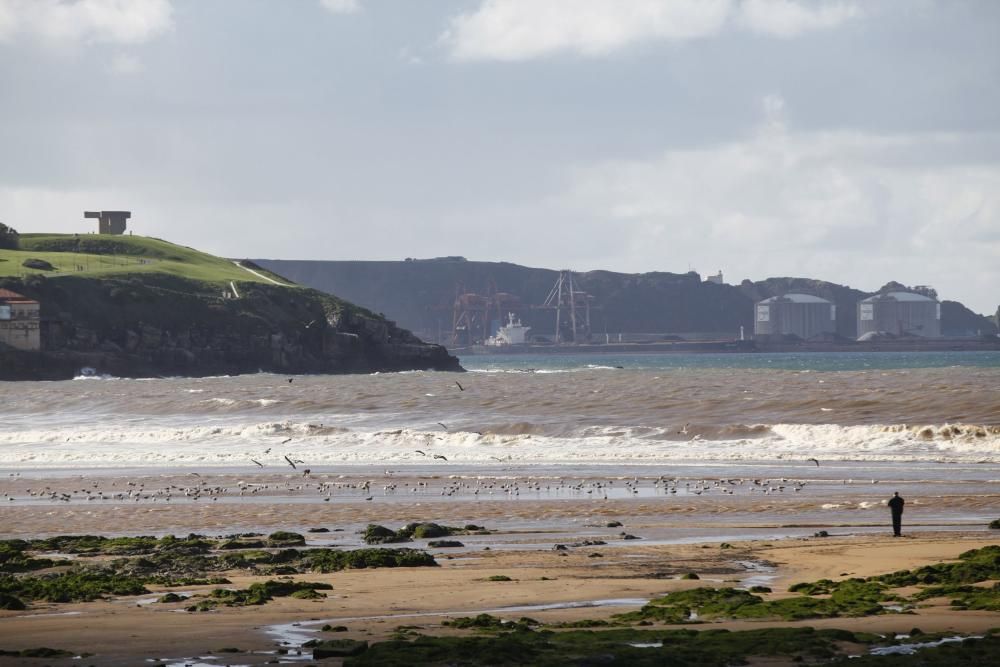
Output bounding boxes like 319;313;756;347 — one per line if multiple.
1;532;997;666
1;469;998;665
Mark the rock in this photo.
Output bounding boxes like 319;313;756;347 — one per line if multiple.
621;534;640;540
410;522;451;539
307;527;330;533
362;524;408;544
22;258;55;271
606;521;623;528
427;540;464;548
311;639;368;659
0;593;26;610
267;531;306;547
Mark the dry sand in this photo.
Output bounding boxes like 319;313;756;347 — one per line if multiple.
0;472;998;665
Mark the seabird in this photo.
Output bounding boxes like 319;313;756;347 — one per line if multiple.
455;381;464;391
437;422;448;430
414;450;426;456
281;438;292;445
433;454;449;461
251;459;264;468
807;458;820;467
284;455;297;470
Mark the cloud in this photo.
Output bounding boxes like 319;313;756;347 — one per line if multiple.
319;0;361;15
554;100;1000;308
0;0;172;45
740;0;859;38
443;0;860;62
108;52;143;74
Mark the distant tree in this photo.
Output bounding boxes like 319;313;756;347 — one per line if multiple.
0;222;19;249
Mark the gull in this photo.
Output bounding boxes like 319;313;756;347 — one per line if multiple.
678;423;690;435
437;422;448;430
284;455;297;470
414;450;426;456
807;458;820;467
251;459;264;468
303;319;317;329
281;438;292;445
455;381;464;391
433;454;449;461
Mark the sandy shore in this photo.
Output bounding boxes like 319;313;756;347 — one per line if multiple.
1;470;998;665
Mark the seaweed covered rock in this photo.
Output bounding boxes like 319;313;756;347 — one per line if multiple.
312;638;368;659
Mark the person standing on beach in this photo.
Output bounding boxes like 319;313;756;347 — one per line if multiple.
888;492;905;537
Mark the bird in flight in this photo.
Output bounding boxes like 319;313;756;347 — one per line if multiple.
807;458;820;467
433;454;449;461
251;459;264;468
284;455;297;470
455;381;464;391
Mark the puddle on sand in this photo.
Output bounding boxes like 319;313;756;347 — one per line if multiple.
735;559;778;589
869;635;982;656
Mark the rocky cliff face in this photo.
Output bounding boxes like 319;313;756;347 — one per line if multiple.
0;274;461;380
257;259;998;342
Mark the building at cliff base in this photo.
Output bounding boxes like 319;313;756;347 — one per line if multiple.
0;288;40;351
857;291;941;339
754;293;836;340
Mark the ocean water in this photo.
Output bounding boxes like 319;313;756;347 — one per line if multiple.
1;351;998;469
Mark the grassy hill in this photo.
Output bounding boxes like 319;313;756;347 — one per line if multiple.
0;234;460;379
0;234;290;286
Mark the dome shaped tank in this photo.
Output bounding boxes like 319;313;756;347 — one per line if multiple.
754;293;836;340
857;291;940;339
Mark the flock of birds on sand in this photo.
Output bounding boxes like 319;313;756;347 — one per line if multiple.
5;472;887;506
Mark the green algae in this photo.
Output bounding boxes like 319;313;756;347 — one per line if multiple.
343;626;866;667
615;580;898;624
0;570;149;603
186;579;332;610
914;582;1000;611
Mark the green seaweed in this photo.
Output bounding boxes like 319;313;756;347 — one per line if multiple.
0;570;149;603
343;626;865;667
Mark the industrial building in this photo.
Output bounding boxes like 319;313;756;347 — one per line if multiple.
0;288;40;351
857;291;940;338
754;293;836;340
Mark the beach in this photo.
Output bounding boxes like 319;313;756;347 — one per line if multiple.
1;353;999;664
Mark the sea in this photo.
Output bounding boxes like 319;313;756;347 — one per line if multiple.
1;350;998;470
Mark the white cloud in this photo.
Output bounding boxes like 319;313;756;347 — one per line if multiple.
109;52;143;74
740;0;859;38
555;102;1000;310
443;0;731;62
0;0;172;45
319;0;361;15
443;0;860;62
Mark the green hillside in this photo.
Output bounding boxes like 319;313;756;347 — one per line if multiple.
0;233;292;286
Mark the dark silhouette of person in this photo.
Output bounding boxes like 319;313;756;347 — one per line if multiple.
888;492;905;537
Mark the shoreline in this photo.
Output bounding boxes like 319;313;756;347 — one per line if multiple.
1;528;997;666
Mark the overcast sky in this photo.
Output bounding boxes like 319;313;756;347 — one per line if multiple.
1;0;998;313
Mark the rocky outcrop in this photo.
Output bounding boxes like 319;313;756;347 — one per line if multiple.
0;274;461;380
257;259;999;342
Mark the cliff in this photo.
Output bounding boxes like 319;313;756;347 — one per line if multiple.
0;237;460;380
256;259;998;343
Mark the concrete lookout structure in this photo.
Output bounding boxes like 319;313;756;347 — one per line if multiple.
858;291;941;339
0;288;40;351
85;210;131;235
755;293;836;340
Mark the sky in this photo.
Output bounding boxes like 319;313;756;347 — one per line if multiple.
1;0;998;314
